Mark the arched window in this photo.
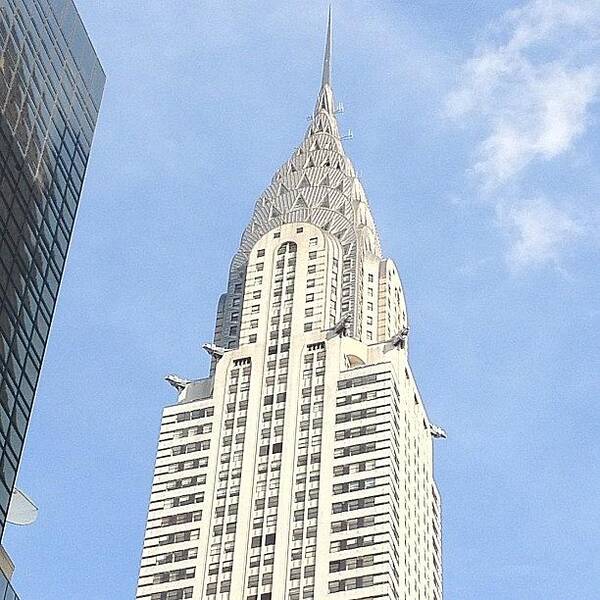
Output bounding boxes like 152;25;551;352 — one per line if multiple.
277;241;297;255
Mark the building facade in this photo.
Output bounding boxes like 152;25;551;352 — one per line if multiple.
137;14;443;600
0;0;104;550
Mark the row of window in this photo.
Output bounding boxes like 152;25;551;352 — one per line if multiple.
172;423;212;438
334;422;387;441
329;552;381;573
159;510;201;528
331;513;385;533
336;405;384;423
166;457;208;474
151;566;195;585
329;573;380;593
156;529;199;547
332;475;385;495
330;532;388;552
170;439;210;456
337;372;384;389
148;586;192;600
174;406;214;422
160;492;204;510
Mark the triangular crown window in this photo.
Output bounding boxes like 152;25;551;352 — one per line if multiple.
298;175;311;188
292;195;308;209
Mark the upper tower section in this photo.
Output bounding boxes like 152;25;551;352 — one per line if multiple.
213;9;408;352
234;7;381;266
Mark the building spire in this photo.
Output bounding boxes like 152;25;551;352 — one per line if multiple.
314;7;335;117
321;6;333;89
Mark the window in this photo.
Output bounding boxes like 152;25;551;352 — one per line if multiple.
309;251;317;260
296;227;304;233
367;273;374;283
266;514;277;527
257;249;265;257
309;237;317;246
206;583;217;594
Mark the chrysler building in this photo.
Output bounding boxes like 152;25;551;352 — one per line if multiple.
136;11;444;600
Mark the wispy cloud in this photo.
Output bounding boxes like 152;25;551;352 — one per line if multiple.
498;197;583;269
447;0;600;186
446;0;600;268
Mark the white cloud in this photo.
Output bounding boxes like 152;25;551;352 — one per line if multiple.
470;62;598;186
446;0;600;268
498;198;583;269
447;0;600;186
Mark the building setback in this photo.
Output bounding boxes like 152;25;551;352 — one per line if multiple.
136;12;443;600
0;0;104;590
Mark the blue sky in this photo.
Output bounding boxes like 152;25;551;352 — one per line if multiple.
5;1;600;598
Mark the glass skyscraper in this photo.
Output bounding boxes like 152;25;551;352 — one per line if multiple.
0;0;104;561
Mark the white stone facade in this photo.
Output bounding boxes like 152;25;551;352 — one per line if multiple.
136;13;443;600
